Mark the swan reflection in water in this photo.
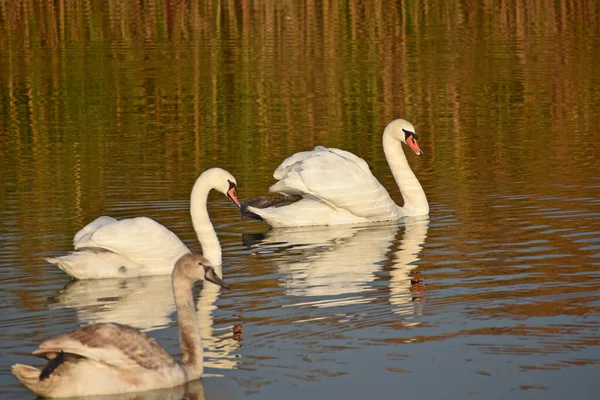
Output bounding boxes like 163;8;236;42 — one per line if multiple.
55;378;205;400
243;216;429;315
51;264;240;371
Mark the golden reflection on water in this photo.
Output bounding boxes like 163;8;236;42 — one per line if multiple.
1;1;599;399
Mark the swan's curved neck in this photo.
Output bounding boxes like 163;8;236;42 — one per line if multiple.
190;179;222;266
173;267;203;380
382;132;429;216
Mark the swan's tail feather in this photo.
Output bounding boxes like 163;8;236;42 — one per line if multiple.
245;205;297;227
46;255;81;279
46;251;150;279
39;351;65;380
45;256;61;265
12;364;51;397
241;195;302;220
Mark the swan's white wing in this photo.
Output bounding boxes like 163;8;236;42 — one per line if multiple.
325;147;373;175
273;146;328;180
34;323;176;370
270;148;398;219
274;146;372;180
74;217;190;272
73;216;118;247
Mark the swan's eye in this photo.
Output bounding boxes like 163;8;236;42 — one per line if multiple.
227;180;236;190
402;129;418;141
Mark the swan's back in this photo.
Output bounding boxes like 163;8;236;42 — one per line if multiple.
73;216;118;247
12;323;184;397
35;323;176;370
274;146;372;179
269;146;400;219
273;146;328;179
73;217;190;274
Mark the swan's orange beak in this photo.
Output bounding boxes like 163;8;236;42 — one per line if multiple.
227;187;241;208
407;135;423;156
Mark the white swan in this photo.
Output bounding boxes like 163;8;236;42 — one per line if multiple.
47;168;240;279
243;119;429;227
12;252;228;398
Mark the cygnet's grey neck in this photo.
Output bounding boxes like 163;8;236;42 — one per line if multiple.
172;265;203;380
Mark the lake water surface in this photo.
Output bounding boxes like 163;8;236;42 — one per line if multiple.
1;1;599;399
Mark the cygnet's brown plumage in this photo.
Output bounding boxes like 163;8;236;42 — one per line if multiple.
12;253;229;398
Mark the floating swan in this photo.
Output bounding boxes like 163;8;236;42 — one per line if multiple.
46;168;240;279
12;252;228;397
52;272;241;370
242;119;429;227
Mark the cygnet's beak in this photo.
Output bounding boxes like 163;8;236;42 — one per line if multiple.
204;266;230;290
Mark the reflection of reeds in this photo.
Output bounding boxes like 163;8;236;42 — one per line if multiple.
0;0;598;280
2;1;597;140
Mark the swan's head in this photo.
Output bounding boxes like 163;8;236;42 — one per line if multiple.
199;168;241;208
385;119;423;156
176;253;230;289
